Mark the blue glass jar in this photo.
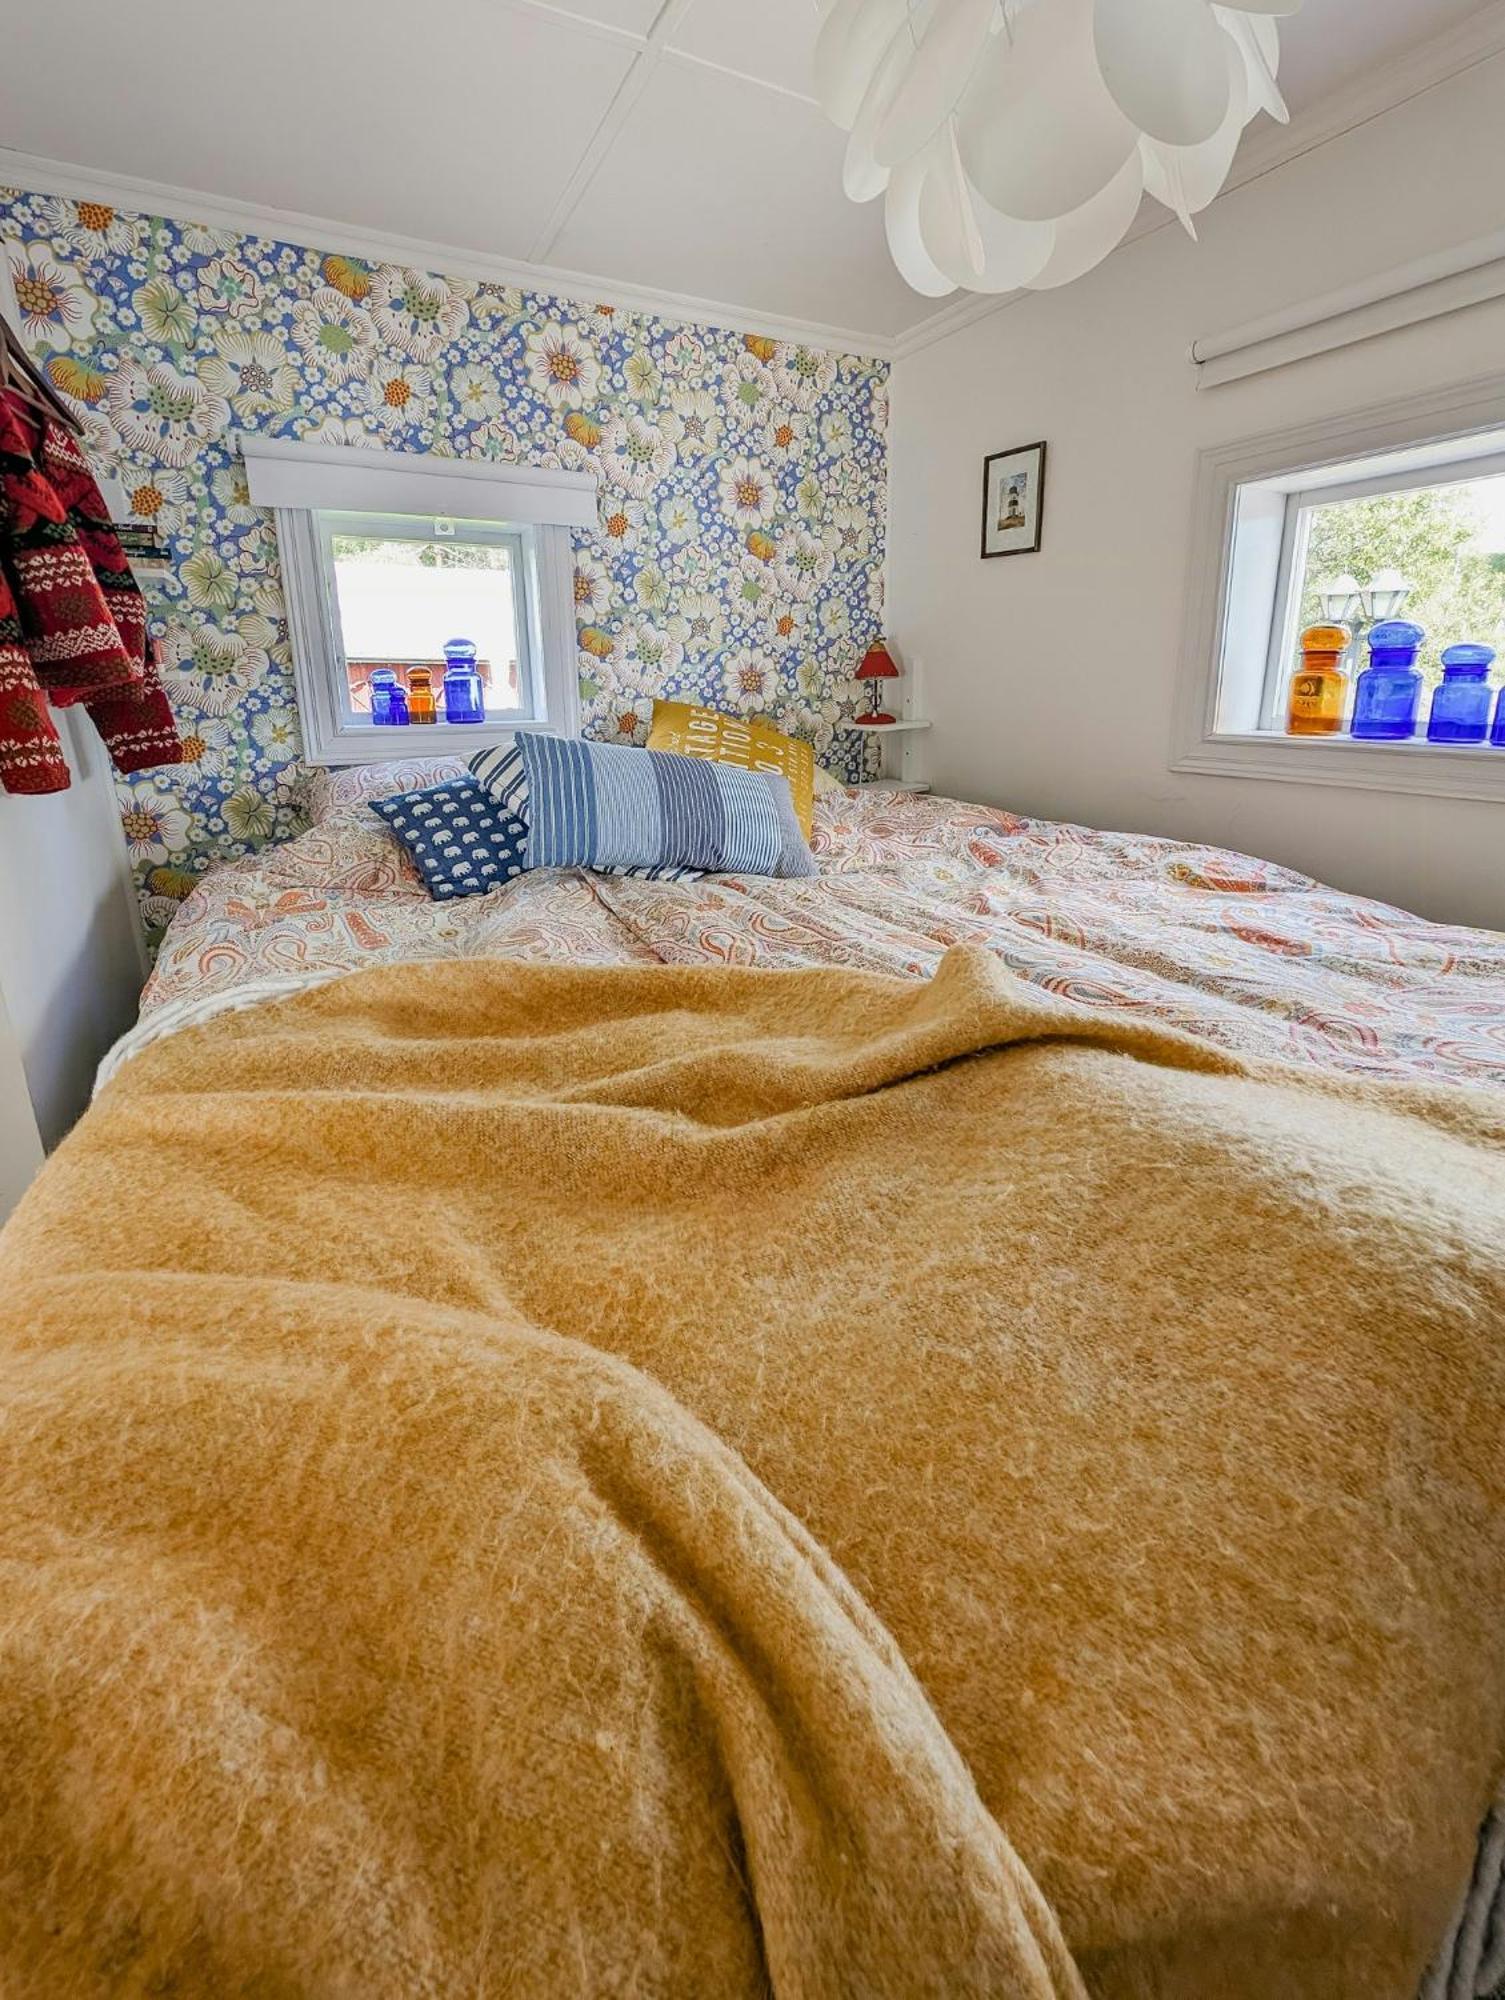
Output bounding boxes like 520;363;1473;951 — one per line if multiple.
369;669;409;727
1351;620;1425;741
1427;644;1495;744
442;639;486;725
1492;685;1505;748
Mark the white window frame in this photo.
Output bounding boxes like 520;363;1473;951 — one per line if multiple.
243;437;593;766
1172;369;1505;803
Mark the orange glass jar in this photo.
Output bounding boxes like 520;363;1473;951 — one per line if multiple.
407;666;437;724
1286;624;1350;735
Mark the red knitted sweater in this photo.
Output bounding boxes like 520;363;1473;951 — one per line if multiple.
0;390;182;795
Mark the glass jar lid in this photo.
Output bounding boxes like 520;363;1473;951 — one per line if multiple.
1440;643;1496;673
1300;624;1350;655
1366;620;1425;662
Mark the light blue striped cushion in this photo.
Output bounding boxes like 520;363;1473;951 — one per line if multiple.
468;741;703;882
517;734;817;879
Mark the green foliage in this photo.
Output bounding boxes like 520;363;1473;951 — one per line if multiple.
331;534;507;572
1299;483;1505;687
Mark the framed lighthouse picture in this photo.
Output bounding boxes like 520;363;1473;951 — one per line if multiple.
981;441;1047;559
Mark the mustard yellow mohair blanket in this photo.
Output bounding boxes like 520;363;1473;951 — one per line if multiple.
1;946;1503;1999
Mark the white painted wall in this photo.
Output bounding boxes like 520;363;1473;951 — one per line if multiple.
887;51;1505;932
0;709;147;1161
0;989;45;1220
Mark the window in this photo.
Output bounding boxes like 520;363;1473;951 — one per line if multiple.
1174;379;1505;802
242;437;595;765
1257;458;1505;731
323;514;532;724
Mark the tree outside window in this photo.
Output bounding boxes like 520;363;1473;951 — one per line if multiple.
1299;477;1505;688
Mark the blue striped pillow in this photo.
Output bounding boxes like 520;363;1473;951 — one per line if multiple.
518;734;817;879
468;741;702;882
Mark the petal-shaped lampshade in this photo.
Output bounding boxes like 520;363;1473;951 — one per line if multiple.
843;16;913;200
1024;150;1145;289
965;182;1058;292
1213;7;1288;122
957;0;1137;222
815;0;864;118
821;0;1300;298
1139;29;1248;223
873;0;999;170
914;127;989;286
1093;0;1232;148
816;0;909;130
885;153;962;297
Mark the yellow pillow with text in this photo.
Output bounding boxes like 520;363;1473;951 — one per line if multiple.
648;701;816;838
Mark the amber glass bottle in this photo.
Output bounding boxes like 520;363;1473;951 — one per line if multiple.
407;666;438;724
1286;624;1350;735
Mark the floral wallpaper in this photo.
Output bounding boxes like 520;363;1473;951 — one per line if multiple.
0;188;889;940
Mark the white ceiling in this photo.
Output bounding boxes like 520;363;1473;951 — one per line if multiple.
0;0;1491;348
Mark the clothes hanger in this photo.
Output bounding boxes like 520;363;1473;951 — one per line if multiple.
0;318;85;438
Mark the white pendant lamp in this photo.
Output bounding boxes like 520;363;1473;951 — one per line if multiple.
815;0;1301;299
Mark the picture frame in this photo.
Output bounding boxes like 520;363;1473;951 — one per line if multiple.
980;441;1047;559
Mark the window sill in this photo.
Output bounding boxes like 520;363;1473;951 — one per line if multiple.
1171;729;1505;802
309;721;537;768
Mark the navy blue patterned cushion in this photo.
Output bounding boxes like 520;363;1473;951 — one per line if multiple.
370;774;527;900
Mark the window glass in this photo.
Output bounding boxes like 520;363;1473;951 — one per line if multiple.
329;524;525;721
1294;474;1505;690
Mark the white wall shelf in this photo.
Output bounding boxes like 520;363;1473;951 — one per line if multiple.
849;718;931;790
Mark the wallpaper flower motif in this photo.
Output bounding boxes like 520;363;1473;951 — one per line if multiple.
0;189;889;940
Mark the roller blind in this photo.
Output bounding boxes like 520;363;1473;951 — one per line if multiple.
241;435;598;528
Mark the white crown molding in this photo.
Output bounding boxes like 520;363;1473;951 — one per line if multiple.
890;0;1505;363
0;147;895;362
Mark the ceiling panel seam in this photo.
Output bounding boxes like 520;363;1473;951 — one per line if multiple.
500;0;650;54
498;0;819;102
527;0;702;263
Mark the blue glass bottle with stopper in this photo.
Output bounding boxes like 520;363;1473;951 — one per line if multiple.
1427;644;1495;744
369;668;409;727
1351;621;1425;741
441;639;486;725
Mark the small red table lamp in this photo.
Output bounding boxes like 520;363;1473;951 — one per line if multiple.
855;640;901;725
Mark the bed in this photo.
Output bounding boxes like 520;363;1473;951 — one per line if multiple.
128;754;1505;1087
3;759;1504;2000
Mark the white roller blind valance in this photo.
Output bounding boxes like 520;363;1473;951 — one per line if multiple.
1190;228;1505;389
240;435;599;529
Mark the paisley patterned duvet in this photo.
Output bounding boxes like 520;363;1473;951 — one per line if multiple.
142;785;1505;1090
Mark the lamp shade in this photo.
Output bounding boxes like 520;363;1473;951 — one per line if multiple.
1364;569;1413;621
1317;574;1364;626
817;0;1300;298
856;641;900;679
